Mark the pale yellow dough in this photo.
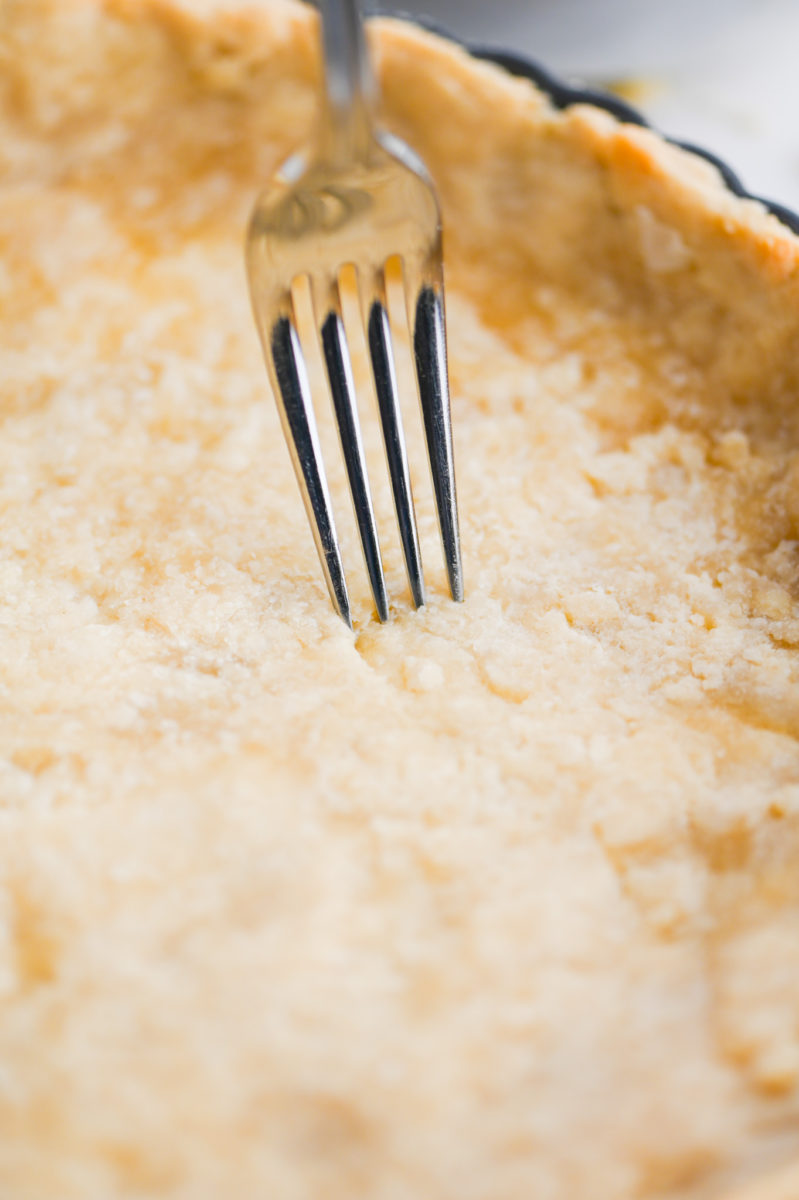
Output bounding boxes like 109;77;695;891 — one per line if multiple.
1;2;799;1198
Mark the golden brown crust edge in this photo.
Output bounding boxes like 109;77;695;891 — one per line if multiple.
4;0;799;430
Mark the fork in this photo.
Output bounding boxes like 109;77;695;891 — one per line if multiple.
246;0;463;628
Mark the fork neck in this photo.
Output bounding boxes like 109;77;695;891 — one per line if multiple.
317;0;377;164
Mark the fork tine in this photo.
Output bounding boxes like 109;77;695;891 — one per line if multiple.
408;256;464;603
268;301;352;629
316;276;390;623
365;270;426;610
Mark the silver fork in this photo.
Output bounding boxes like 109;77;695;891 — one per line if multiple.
246;0;463;628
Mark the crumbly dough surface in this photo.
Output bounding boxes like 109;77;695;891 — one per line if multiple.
1;2;799;1198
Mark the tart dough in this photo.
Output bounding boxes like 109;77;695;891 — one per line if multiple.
1;2;799;1197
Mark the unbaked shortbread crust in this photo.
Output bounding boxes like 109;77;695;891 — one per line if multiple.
1;2;799;1197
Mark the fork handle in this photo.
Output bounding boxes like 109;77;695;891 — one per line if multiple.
319;0;376;161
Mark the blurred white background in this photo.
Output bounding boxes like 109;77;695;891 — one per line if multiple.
368;0;799;211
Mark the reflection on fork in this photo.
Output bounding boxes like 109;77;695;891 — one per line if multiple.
245;0;463;628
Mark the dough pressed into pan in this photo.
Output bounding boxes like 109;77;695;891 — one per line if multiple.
1;2;798;1197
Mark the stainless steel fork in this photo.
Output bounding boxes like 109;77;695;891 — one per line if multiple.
246;0;463;628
